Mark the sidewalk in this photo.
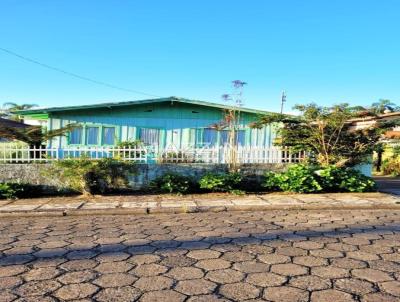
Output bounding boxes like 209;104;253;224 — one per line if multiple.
0;191;399;217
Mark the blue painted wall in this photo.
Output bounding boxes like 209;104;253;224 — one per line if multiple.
47;102;277;148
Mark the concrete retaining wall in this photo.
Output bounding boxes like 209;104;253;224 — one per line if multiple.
0;163;288;191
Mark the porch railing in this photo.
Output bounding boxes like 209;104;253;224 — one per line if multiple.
0;145;306;164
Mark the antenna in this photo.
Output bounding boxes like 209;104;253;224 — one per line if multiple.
280;91;287;114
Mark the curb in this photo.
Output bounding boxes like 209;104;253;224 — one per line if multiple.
1;203;400;218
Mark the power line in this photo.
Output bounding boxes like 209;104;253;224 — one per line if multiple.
0;47;163;98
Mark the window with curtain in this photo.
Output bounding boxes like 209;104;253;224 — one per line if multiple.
86;127;99;145
103;127;115;145
140;128;160;146
69;127;82;144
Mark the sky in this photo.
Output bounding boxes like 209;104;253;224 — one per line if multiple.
1;0;400;113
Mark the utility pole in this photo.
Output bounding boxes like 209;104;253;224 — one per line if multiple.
280;91;286;114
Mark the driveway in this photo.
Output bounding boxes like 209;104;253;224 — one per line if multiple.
0;210;399;301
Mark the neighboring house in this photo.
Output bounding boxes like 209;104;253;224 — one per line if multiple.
18;97;278;149
349;111;400;140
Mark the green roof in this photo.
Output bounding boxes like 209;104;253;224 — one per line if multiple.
17;97;276;118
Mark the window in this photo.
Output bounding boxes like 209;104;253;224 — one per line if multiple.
217;130;246;146
69;127;82;144
103;127;115;145
140;128;160;146
86;127;99;145
203;128;218;146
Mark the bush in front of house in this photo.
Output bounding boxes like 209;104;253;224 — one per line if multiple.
264;164;377;193
149;173;197;195
199;172;243;193
264;164;322;193
46;157;137;195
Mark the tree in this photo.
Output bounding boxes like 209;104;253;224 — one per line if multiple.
251;103;400;167
371;99;399;115
1;102;38;121
211;80;247;171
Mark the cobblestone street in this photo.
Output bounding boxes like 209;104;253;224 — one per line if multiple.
1;210;400;301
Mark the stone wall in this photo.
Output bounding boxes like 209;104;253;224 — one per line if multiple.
0;163;288;191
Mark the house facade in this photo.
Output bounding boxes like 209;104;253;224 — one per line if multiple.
18;97;278;149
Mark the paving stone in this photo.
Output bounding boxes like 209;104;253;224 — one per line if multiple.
187;249;221;260
219;283;260;301
129;254;160;265
290;275;331;291
95;261;133;273
53;283;98;300
139;290;186;302
270;263;308;276
94;273;137;287
134;276;173;291
195;259;231;271
94;286;142;302
221;251;255;262
312;266;350;278
0;291;17;302
186;294;230;302
257;254;290;264
293;241;324;250
57;270;97;284
0;276;23;290
23;267;61;281
331;258;367;269
334;278;375;295
132;264;168;276
175;279;217;295
233;261;270;273
246;272;286;287
0;265;27;277
310;249;344;258
166;267;204;280
361;292;399;302
352;268;394;282
206;269;245;283
293;255;328;267
263;286;308;302
379;281;400;297
311;289;355;302
14;280;61;297
60;259;98;271
160;256;196;267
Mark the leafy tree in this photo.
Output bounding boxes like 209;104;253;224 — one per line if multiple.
252;103;400;167
1;102;38;121
371;99;399;115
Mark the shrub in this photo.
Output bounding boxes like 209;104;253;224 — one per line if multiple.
47;157;137;195
0;183;42;199
382;157;400;177
264;164;322;193
150;173;195;194
199;172;242;193
263;164;376;193
317;165;377;192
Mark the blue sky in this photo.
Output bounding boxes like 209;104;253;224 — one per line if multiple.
1;0;399;113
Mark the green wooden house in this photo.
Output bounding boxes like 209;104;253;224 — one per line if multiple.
18;97;278;149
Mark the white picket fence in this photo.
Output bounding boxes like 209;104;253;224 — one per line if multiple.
0;145;306;164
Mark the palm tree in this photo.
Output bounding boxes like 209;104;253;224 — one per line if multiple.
1;102;38;121
371;99;399;115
